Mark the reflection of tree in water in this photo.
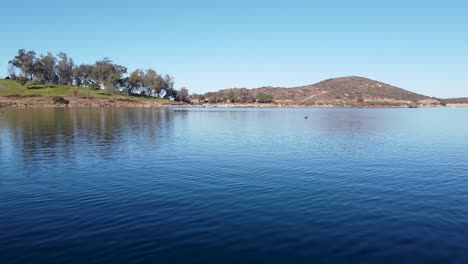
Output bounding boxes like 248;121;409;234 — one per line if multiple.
4;109;73;162
3;108;174;170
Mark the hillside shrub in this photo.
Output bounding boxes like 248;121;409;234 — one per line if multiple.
89;83;100;90
256;93;274;103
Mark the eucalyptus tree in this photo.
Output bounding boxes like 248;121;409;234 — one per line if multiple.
5;49;181;99
161;74;175;99
8;64;17;79
129;68;163;96
128;69;146;94
176;87;189;102
73;64;94;87
144;69;163;96
8;49;37;80
37;52;57;84
32;59;46;83
56;52;74;85
91;58;127;96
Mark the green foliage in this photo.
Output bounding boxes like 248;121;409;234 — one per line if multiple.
256;92;273;103
175;87;189;102
204;88;255;104
34;52;57;84
17;77;28;85
357;97;365;103
440;101;447;106
26;83;58;89
129;69;164;96
7;49;180;99
56;52;75;85
91;58;127;95
89;83;100;90
0;80;171;103
8;49;36;80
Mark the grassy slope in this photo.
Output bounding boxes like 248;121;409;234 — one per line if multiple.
0;79;170;103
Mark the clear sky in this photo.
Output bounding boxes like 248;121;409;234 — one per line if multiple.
1;0;467;97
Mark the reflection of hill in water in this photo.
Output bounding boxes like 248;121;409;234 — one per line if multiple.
0;108;175;168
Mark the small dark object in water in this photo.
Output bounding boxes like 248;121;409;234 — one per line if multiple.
304;116;308;119
52;96;70;106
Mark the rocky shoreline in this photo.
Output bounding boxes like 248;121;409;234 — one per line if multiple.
1;96;467;109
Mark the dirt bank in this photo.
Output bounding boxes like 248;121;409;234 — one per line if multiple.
0;96;182;108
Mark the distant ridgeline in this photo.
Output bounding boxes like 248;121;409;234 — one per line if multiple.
5;49;189;102
191;76;452;107
4;49;464;107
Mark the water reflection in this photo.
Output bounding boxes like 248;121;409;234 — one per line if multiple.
1;108;468;263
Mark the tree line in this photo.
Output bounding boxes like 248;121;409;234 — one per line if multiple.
191;88;273;104
7;49;189;101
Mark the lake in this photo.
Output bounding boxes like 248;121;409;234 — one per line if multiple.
0;107;467;264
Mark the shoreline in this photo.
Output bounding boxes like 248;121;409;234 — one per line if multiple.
1;96;468;109
0;96;176;108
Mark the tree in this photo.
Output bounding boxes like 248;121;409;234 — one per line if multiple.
91;58;127;96
73;64;94;87
5;49;178;99
128;69;176;98
106;64;127;97
74;64;97;100
32;59;46;83
237;88;255;103
256;92;273;103
145;69;163;96
176;87;189;102
56;52;74;85
128;69;145;94
161;74;175;99
8;64;17;79
34;52;57;84
8;49;36;80
226;90;235;103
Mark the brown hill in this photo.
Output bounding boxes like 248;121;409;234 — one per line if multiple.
202;76;441;106
443;97;468;104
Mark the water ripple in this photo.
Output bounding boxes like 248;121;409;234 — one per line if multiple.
0;108;468;263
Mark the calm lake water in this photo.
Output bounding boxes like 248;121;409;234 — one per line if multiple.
0;108;467;264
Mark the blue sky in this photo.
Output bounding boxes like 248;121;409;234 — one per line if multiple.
1;0;467;97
